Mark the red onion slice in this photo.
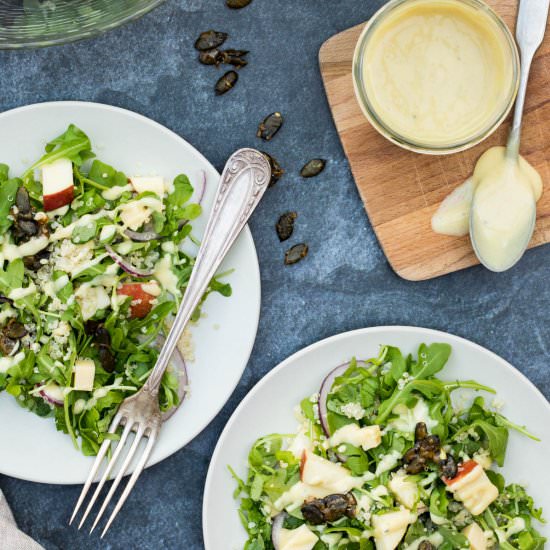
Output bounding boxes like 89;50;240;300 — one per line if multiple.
318;360;371;439
124;229;161;242
105;244;155;278
271;512;287;550
156;334;189;422
318;362;353;438
197;169;207;205
178;170;207;230
38;383;64;406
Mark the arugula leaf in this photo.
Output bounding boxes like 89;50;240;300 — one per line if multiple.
71;220;97;244
0;163;9;182
0;178;20;233
411;343;451;379
23;124;94;179
73;189;106;216
87;159;127;188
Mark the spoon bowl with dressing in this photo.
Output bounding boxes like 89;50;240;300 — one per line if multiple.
469;0;549;271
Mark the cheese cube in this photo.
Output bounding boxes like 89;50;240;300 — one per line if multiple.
462;523;487;550
73;358;95;391
278;524;318;550
119;202;152;230
446;462;498;515
372;509;415;550
389;472;419;509
130;176;165;197
330;423;381;451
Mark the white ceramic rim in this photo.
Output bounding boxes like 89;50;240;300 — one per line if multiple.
0;101;261;484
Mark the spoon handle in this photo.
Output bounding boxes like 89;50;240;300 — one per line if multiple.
508;0;550;156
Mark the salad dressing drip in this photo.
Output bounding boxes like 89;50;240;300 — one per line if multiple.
432;146;542;271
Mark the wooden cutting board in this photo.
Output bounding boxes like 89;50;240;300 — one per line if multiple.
319;1;550;281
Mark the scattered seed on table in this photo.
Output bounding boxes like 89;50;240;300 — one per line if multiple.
257;112;283;141
198;48;223;66
276;211;297;242
215;70;239;95
194;30;228;51
285;243;308;265
222;49;249;68
300;159;326;178
199;48;248;68
226;0;253;8
261;152;284;186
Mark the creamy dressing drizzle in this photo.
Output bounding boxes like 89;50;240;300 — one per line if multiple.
432;147;542;271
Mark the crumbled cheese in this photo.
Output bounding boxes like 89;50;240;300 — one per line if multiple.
75;284;110;320
340;402;366;420
388;399;438;433
52;240;94;275
176;326;195;362
375;450;402;476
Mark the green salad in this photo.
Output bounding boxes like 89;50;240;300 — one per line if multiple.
232;343;546;550
0;124;230;455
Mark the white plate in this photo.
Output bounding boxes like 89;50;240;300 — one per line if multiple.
0;101;261;484
203;326;550;549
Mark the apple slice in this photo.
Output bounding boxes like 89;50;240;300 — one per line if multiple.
372;509;414;550
42;158;74;211
442;459;478;486
118;282;160;318
462;523;487;550
129;176;165;197
276;524;318;550
443;460;498;515
300;451;358;494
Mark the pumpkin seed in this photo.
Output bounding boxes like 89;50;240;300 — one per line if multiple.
257;112;283;141
300;159;326;178
194;30;228;51
276;211;297;242
285;243;308;265
261;152;284;187
226;0;253;8
215;70;239;95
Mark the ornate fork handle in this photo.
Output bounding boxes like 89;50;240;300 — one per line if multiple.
144;148;270;392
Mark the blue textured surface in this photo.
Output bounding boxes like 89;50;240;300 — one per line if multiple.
0;1;549;549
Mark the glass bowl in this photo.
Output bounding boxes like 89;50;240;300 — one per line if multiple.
352;0;520;155
0;0;165;49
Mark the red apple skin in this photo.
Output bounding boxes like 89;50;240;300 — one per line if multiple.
443;459;478;486
43;186;74;211
118;283;156;318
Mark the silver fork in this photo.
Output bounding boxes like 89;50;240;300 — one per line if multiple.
69;148;271;537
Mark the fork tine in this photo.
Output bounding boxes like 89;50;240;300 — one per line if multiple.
77;419;134;529
69;412;123;525
89;424;146;534
101;428;158;538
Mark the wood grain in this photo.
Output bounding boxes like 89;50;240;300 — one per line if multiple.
319;1;550;280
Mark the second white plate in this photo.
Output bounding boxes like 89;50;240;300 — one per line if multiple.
203;326;550;549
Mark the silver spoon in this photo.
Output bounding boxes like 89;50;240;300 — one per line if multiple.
470;0;549;271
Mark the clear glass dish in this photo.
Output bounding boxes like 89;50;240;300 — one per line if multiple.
352;0;520;155
0;0;165;49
